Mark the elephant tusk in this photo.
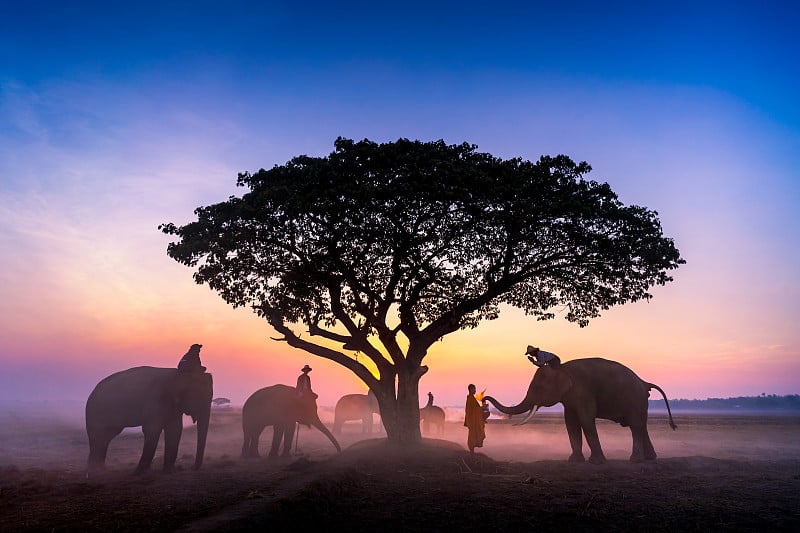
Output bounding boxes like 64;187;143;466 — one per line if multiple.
513;406;535;426
513;405;540;426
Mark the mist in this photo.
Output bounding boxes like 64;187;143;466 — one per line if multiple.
5;399;797;475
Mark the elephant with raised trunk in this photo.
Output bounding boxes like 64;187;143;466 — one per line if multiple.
485;357;676;464
242;384;341;458
333;391;381;434
85;367;213;474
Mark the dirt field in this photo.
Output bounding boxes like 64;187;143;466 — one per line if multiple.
1;406;799;532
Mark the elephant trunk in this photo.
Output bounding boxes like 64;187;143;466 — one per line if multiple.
312;419;341;453
193;406;210;469
484;391;537;416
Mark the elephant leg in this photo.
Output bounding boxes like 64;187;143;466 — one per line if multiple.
363;415;372;434
564;408;585;462
87;426;122;472
135;426;162;474
282;423;296;457
242;426;264;458
644;430;657;460
630;425;657;461
163;417;183;472
269;426;284;458
629;425;644;462
241;432;251;458
252;427;265;457
581;418;606;465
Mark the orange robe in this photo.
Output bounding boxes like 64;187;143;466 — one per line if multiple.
464;394;486;451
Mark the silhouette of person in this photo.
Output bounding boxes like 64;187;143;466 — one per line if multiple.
296;365;316;399
525;345;561;368
177;344;206;373
464;384;486;455
426;391;434;408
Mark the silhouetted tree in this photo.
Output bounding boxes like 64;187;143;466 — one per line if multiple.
160;138;684;444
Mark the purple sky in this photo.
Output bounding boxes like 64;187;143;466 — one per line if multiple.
1;2;798;406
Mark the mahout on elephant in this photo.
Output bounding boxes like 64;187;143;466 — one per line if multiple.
85;366;213;475
177;343;206;373
241;384;341;458
485;357;676;464
295;364;314;398
333;390;381;434
419;391;446;435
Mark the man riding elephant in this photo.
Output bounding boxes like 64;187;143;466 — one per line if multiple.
525;345;561;368
296;364;316;398
177;343;206;373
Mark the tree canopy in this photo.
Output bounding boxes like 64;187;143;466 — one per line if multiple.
160;137;684;442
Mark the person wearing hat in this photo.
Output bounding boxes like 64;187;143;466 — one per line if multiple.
177;343;206;373
525;345;561;368
296;364;315;398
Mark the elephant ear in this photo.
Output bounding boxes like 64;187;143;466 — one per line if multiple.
168;372;188;404
169;372;196;416
553;367;573;397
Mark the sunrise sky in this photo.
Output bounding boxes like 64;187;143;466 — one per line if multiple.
1;2;798;409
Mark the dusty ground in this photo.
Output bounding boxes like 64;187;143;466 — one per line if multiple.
1;406;799;532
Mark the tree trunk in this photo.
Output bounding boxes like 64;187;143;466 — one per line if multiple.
373;369;422;444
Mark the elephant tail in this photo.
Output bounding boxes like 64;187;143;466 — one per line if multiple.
647;382;678;430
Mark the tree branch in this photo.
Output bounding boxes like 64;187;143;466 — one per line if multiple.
326;284;395;375
266;310;379;388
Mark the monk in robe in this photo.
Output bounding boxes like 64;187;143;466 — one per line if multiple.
464;383;486;454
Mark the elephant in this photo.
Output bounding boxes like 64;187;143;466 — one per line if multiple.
241;384;341;458
419;392;446;435
485;357;677;464
333;390;381;434
85;366;213;474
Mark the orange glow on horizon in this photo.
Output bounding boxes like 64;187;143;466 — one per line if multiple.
1;253;798;407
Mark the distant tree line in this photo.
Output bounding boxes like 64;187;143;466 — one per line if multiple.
649;394;800;411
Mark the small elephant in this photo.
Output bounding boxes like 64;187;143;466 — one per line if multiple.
419;392;445;435
485;357;677;464
333;391;381;434
85;366;213;474
241;384;341;458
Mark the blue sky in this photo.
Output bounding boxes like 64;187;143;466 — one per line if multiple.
3;2;797;114
1;2;798;405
